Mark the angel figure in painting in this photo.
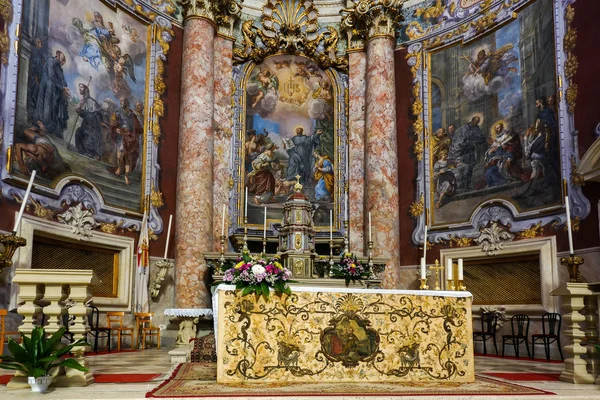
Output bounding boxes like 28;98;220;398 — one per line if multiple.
248;68;279;108
462;45;518;85
313;150;334;202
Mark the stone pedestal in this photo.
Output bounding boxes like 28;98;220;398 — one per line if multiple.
551;283;596;384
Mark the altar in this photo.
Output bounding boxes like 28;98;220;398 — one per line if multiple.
214;285;474;384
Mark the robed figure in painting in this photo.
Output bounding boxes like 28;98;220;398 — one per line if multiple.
313;150;334;201
108;98;142;185
284;127;323;184
248;143;280;204
75;83;103;160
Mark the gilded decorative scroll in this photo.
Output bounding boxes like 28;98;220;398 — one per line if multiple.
563;4;577;113
217;288;474;383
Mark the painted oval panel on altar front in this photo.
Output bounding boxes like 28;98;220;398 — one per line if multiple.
243;54;336;227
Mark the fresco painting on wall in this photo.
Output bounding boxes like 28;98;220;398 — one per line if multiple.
244;54;336;227
429;0;561;226
11;0;148;211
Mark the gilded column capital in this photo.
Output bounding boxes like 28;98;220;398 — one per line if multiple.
183;0;242;36
340;0;404;49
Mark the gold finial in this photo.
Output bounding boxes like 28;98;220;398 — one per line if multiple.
294;174;303;192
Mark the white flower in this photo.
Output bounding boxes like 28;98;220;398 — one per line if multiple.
251;264;266;275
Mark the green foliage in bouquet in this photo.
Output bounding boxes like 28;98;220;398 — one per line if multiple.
330;252;372;287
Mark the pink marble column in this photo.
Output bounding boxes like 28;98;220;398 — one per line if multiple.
364;36;400;288
175;17;215;308
212;36;234;249
348;51;367;254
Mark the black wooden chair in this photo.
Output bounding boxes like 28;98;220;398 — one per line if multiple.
532;312;563;361
87;306;111;353
502;314;530;358
473;312;499;355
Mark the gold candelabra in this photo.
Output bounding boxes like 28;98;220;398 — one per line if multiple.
242;217;249;252
419;277;428;290
367;240;373;269
0;232;27;269
561;254;584;283
429;259;444;291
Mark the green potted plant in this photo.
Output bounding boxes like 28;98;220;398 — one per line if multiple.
0;325;90;392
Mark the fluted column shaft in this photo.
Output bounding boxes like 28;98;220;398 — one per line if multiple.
212;36;234;249
175;16;216;308
365;35;400;288
348;51;367;254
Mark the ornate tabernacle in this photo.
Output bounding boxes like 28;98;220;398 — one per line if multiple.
215;285;474;384
278;177;318;278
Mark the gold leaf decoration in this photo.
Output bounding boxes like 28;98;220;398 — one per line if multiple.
151;186;165;208
99;220;124;234
0;0;13;64
448;235;474;248
415;0;444;20
570;154;585;187
409;194;424;218
563;5;577;113
564;216;580;233
518;222;543;239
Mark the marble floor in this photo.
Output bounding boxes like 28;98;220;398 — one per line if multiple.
1;349;600;399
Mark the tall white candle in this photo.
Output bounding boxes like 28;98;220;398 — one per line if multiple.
329;209;333;240
244;187;248;219
458;258;464;281
345;193;348;221
423;218;428;263
221;205;226;236
447;258;453;280
565;195;574;254
163;215;173;259
13;170;36;232
368;212;372;242
420;257;426;280
263;207;267;239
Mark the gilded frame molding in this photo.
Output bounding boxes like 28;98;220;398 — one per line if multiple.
0;0;175;235
405;0;589;245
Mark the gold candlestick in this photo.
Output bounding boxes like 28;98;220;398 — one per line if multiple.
561;254;584;283
458;280;467;291
329;239;335;277
242;217;248;252
0;232;27;269
419;278;428;290
429;259;444;291
367;240;374;268
447;279;455;291
219;235;226;267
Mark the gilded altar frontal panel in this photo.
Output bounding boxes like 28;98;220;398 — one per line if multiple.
216;287;475;384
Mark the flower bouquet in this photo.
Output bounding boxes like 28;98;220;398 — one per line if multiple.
221;250;295;300
330;252;372;286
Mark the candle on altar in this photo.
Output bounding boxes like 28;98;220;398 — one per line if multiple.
420;257;426;280
244;187;248;219
458;258;464;281
221;205;226;236
345;193;348;221
13;170;36;233
423;209;428;263
263;207;267;239
368;212;372;242
329;209;333;240
565;195;574;254
447;258;453;280
164;215;173;259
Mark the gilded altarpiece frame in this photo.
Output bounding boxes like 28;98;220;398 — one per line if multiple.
406;0;589;245
0;0;178;234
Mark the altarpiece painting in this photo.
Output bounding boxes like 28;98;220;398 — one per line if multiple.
428;0;561;226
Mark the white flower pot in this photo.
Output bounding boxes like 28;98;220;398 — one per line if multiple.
28;376;53;393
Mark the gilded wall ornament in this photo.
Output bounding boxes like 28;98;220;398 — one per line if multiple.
233;0;347;72
58;204;97;241
340;0;405;48
448;235;474;248
99;220;124;234
151;186;165;208
570;154;585;187
563;4;577;113
409;194;424;218
518;222;543;239
475;222;514;256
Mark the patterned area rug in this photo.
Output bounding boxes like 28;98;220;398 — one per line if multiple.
146;363;555;398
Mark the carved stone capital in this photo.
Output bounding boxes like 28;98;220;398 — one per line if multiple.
183;0;242;33
340;0;405;47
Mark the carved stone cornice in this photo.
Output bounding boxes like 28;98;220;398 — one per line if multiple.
182;0;242;36
340;0;405;50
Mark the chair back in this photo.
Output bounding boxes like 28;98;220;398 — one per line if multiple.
0;309;6;332
481;312;499;334
510;314;530;337
88;306;102;329
134;312;155;329
107;312;125;329
61;312;73;330
542;312;561;335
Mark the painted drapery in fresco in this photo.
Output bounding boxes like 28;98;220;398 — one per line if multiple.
243;54;336;227
11;0;149;211
215;286;474;383
428;0;560;226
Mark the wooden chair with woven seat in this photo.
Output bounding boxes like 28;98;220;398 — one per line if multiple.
0;309;21;355
107;312;135;351
134;312;160;350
